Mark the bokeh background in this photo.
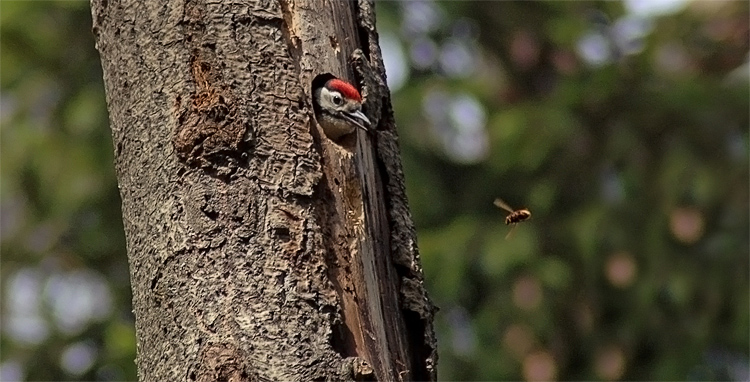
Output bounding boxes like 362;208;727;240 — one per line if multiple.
1;1;748;381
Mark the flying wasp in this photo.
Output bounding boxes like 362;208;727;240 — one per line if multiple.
494;198;531;239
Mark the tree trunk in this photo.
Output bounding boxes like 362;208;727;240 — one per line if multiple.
91;0;436;381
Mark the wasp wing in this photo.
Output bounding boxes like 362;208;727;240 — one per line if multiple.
493;198;514;213
505;224;518;240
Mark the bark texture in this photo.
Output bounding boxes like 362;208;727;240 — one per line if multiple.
91;0;436;381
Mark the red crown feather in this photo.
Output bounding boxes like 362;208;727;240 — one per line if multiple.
326;78;362;102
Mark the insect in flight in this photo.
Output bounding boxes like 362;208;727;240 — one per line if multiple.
493;198;531;239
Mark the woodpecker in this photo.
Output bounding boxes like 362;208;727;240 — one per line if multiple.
312;77;371;141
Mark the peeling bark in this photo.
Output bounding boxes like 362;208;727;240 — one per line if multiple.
91;0;436;380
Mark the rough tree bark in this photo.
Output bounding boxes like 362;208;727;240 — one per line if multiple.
91;0;436;381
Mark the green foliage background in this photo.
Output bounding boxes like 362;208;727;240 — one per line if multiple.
1;1;747;381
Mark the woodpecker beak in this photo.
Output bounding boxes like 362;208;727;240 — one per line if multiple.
342;110;371;131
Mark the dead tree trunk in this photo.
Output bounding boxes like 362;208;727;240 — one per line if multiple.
91;0;436;380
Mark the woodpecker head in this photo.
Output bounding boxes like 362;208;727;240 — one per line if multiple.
312;77;370;140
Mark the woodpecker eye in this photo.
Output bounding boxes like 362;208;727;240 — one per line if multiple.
332;95;342;105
